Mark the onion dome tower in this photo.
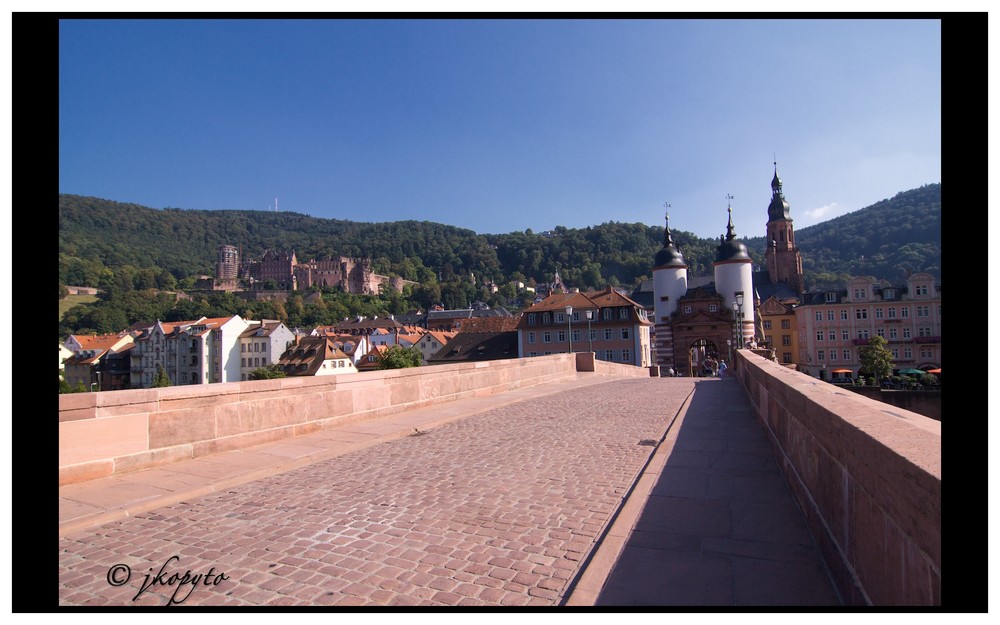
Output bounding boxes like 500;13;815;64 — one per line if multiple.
713;199;755;348
764;161;804;294
651;210;688;367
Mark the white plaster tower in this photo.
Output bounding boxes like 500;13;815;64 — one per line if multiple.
651;210;688;367
713;199;755;348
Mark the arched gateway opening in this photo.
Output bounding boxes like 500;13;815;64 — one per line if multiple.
688;338;724;377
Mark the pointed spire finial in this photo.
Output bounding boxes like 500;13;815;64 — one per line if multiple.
725;195;737;240
662;202;675;248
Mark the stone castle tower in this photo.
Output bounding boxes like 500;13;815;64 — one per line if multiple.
651;215;688;368
713;204;756;348
216;244;239;282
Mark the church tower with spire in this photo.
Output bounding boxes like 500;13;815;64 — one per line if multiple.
763;162;804;294
651;212;688;367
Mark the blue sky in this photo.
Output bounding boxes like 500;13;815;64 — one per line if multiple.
59;18;941;240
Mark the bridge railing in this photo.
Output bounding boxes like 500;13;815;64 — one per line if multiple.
733;350;940;606
59;354;582;486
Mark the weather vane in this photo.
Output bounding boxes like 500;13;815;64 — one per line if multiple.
726;194;734;210
663;201;671;220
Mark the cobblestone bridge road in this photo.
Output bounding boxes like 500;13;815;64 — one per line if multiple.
59;378;696;607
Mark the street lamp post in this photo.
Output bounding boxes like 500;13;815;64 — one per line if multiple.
565;305;574;353
732;302;739;349
734;291;745;349
727;338;732;364
585;309;593;353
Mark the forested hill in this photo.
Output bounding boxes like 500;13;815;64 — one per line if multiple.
59;183;940;292
746;183;941;289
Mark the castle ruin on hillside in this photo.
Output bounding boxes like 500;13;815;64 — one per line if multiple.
210;244;416;294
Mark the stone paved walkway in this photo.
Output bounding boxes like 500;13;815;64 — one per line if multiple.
59;377;696;607
585;376;842;606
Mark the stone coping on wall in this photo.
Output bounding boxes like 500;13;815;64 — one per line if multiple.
59;355;591;485
735;351;941;605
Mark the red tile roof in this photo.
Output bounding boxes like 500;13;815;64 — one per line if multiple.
69;334;125;351
278;337;352;376
419;330;458;345
452;316;520;334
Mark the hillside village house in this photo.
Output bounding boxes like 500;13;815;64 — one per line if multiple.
357;343;393;371
517;288;652;367
311;326;371;367
238;319;296;381
130;315;249;388
59;343;74;376
415;330;458;364
425;305;513;331
62;332;136;391
428;316;519;364
277;336;358;376
370;324;427;348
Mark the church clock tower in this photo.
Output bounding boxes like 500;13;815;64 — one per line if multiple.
763;162;804;294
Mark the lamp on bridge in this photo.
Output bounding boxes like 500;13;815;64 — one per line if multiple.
565;305;574;353
733;291;745;349
585;309;593;353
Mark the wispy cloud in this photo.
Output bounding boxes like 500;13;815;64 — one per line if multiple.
800;202;853;229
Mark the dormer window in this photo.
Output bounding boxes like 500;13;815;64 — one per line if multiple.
825;292;837;303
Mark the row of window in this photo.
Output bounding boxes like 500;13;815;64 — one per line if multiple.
241;342;269;353
762;319;791;330
832;285;931;302
526;349;633;362
814;326;936;341
527;328;630;344
812;346;935;362
812;305;938;322
526;308;631;325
